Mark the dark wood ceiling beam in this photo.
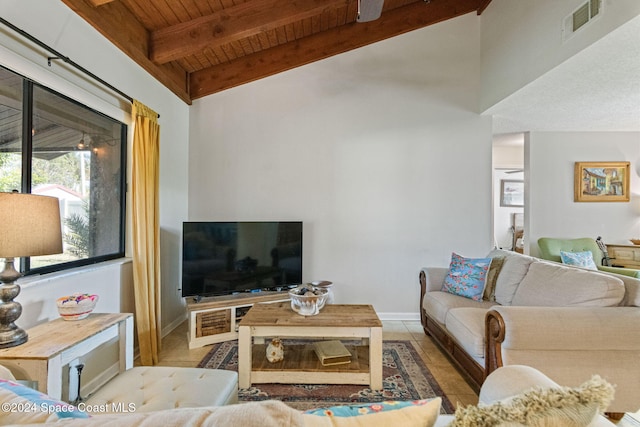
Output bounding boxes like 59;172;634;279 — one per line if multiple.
150;0;352;65
60;0;191;104
477;0;492;14
190;0;486;99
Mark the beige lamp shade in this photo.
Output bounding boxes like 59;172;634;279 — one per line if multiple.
0;192;63;258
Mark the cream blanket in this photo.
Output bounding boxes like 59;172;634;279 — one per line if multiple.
15;400;303;427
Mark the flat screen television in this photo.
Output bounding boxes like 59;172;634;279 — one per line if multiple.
181;221;303;299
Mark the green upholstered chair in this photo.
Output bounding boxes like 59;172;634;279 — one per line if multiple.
537;237;640;278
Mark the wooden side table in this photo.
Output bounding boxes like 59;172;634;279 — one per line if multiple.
606;244;640;269
0;313;133;400
237;303;383;390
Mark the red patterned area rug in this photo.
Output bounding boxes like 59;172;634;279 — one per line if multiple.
197;340;455;412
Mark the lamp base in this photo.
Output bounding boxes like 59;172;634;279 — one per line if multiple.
0;258;28;348
0;325;28;348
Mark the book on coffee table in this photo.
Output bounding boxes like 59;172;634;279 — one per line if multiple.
313;340;352;366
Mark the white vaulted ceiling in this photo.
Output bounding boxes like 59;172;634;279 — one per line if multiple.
486;15;640;133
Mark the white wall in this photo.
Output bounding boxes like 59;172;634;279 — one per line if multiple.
1;1;189;333
480;0;640;111
527;131;640;256
17;260;134;327
189;13;493;317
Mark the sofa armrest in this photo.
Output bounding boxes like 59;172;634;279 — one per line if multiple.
486;306;640;374
419;268;448;326
479;365;564;404
419;267;448;293
598;265;640;278
487;306;640;352
485;306;640;414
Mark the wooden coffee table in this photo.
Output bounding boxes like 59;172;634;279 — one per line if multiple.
237;303;383;389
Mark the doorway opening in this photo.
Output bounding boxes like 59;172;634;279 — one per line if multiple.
493;133;525;252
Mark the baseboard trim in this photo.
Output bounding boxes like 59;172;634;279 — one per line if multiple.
377;312;420;321
162;312;187;338
82;362;120;399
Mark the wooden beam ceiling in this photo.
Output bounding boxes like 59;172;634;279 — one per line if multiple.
59;0;492;104
150;0;352;64
60;0;191;104
190;0;483;99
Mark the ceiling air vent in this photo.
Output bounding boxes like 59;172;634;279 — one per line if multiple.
563;0;602;42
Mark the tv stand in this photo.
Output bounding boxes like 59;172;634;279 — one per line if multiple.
186;291;290;349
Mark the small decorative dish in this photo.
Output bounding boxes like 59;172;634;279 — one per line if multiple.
630;239;640;245
56;293;99;321
289;285;328;316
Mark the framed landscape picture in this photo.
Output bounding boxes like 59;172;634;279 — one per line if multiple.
574;161;630;202
500;180;524;207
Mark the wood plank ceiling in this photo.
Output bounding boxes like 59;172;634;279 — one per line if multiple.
60;0;492;104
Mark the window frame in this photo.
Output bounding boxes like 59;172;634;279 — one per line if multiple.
1;66;128;276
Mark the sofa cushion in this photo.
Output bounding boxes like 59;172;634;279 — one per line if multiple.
487;249;536;306
423;291;496;325
442;253;492;301
560;250;598;270
511;262;625;307
445;308;488;359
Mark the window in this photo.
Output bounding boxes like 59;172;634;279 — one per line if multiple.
0;66;127;275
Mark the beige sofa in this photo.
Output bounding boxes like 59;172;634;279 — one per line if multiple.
419;248;640;415
0;362;616;426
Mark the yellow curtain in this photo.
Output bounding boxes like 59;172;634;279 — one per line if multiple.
131;100;161;365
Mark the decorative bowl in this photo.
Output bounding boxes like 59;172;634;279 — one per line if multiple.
56;293;99;321
630;239;640;246
289;285;328;316
311;281;334;304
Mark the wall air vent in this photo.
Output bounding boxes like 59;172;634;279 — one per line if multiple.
563;0;602;42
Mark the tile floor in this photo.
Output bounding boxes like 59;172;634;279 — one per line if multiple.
157;319;639;425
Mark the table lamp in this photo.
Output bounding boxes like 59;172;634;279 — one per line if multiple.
0;192;63;348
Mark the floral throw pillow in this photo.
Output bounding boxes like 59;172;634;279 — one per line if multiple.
560;250;598;270
302;398;441;427
442;252;492;301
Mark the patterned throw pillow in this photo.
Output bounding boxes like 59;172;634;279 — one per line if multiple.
302;398;441;427
559;250;598;270
0;379;89;424
442;253;492;301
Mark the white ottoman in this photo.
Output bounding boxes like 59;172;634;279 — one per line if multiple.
84;367;238;413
